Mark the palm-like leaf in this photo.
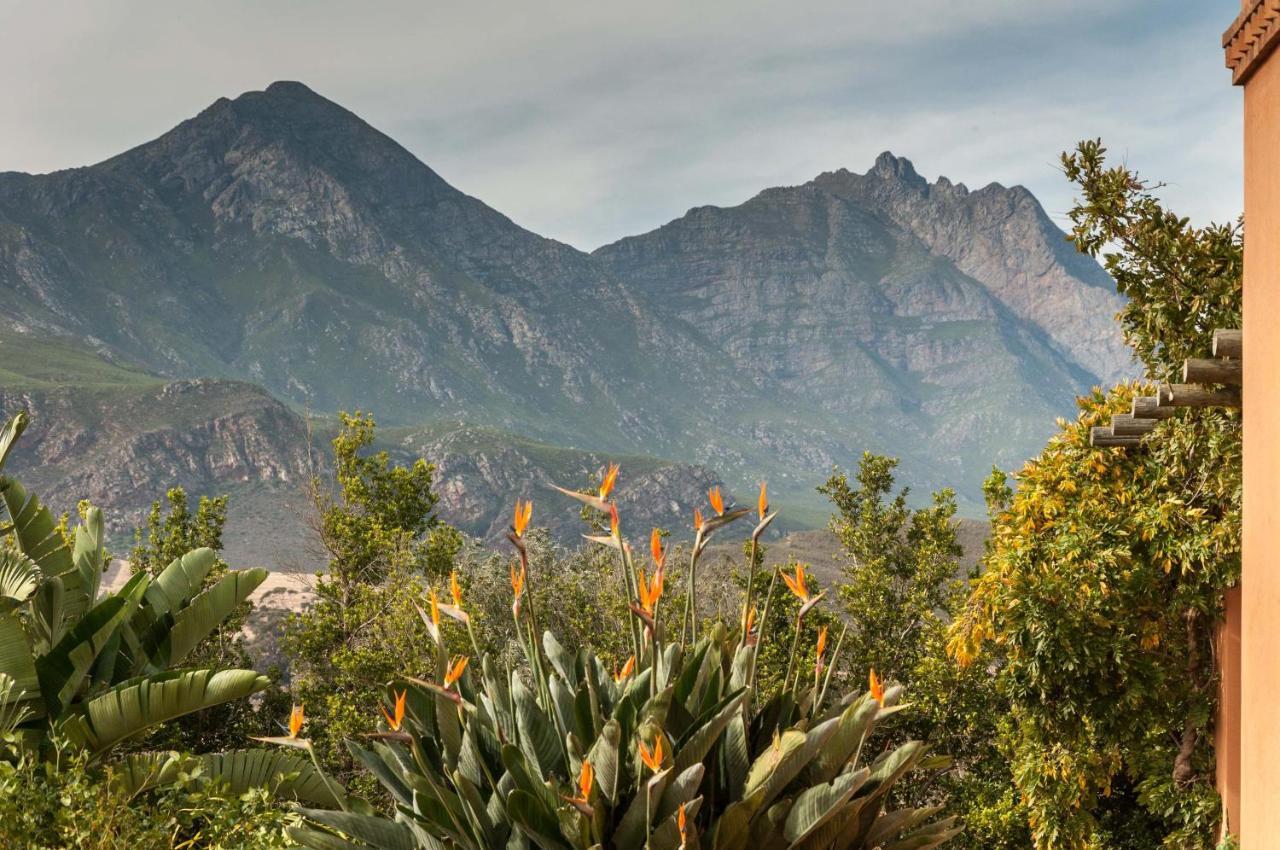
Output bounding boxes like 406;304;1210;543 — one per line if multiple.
115;748;344;806
154;567;267;669
63;667;269;754
0;550;40;610
0;412;28;475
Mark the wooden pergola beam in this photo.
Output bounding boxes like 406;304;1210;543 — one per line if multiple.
1132;396;1176;420
1212;328;1242;359
1090;426;1142;448
1111;414;1159;436
1157;383;1242;409
1183;357;1243;385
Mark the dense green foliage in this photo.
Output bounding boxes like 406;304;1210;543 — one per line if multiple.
949;141;1242;849
0;740;300;849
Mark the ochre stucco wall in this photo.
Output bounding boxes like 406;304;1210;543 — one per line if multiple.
1240;42;1280;845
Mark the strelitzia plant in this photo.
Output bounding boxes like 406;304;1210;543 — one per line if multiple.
283;469;961;850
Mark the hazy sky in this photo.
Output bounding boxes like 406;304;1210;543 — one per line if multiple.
0;1;1242;250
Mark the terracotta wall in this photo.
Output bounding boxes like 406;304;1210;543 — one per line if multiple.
1237;8;1280;842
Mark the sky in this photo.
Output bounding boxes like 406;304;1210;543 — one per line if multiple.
0;1;1242;250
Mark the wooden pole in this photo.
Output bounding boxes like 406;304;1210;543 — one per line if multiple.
1212;329;1242;359
1132;396;1175;420
1183;358;1242;385
1111;414;1159;436
1090;426;1141;448
1157;384;1242;409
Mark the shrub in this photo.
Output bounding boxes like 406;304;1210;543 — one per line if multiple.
0;738;302;849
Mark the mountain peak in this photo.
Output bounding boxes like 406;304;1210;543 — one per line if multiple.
870;151;922;184
263;80;319;98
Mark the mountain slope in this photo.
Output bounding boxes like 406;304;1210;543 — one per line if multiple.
0;82;1130;520
594;155;1130;497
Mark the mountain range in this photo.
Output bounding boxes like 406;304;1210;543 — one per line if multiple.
0;81;1132;554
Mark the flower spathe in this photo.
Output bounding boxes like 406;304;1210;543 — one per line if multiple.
638;734;664;772
288;704;305;738
512;499;533;538
709;485;725;516
869;668;885;704
445;656;469;689
599;462;620;500
382;690;406;731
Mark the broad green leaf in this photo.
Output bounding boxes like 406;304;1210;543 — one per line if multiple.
116;748;344;807
0;610;38;699
66;667;269;754
36;583;141;716
507;789;572;850
514;677;562;779
164;567;266;666
143;548;217;617
0;412;28;474
298;809;417;850
675;688;746;773
783;768;868;846
0;550;40;609
588;719;621;803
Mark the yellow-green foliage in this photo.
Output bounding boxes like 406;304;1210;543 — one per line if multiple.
947;139;1242;850
950;386;1238;849
0;742;300;849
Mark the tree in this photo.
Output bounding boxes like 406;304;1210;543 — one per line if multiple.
282;411;461;792
948;141;1241;849
822;454;1030;849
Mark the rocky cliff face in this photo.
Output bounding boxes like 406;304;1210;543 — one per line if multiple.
808;153;1134;384
0;82;1131;520
0;379;315;540
391;425;730;542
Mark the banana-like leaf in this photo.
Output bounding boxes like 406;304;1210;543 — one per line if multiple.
163;567;267;667
0;411;28;474
514;677;562;779
507;789;572;850
674;688;745;773
865;806;944;848
298;809;418;850
804;697;877;784
0;610;38;700
35;574;146;717
883;817;963;850
587;719;621;803
782;768;868;846
115;748;344;807
0;550;40;610
1;477;74;580
65;667;269;754
70;507;105;606
141;548;217;619
288;827;375;850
